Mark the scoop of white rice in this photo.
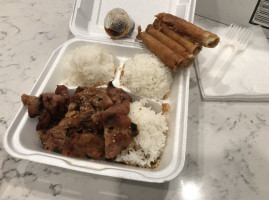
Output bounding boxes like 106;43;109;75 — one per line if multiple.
64;45;115;86
116;100;168;168
121;54;173;99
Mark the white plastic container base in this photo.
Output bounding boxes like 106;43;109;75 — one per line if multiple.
4;0;196;183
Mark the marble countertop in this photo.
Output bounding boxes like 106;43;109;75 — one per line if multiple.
1;1;269;199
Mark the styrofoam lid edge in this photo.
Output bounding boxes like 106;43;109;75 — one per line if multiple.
69;0;197;42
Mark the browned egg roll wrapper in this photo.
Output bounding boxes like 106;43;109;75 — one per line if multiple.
156;13;220;48
153;19;202;55
136;26;185;72
146;24;194;67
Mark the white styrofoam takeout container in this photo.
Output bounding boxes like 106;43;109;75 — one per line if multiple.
4;0;196;183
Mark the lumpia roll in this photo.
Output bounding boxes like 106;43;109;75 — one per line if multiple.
146;24;194;66
153;19;202;55
156;13;220;48
136;26;185;72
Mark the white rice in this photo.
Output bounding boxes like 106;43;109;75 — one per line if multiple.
63;45;115;86
121;54;173;99
116;100;168;168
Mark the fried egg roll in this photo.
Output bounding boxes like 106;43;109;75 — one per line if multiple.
136;26;185;72
153;19;202;55
156;13;220;48
146;24;194;67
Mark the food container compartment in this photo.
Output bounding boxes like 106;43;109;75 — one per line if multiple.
4;0;196;183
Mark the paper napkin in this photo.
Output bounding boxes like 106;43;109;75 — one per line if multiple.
195;25;269;101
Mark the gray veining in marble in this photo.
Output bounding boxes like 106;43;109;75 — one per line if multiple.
1;0;269;200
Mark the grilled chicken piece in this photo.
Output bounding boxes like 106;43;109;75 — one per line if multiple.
70;88;113;110
40;126;68;152
102;86;137;159
74;86;88;94
36;109;51;130
106;81;132;104
102;100;130;122
21;94;41;117
104;114;135;159
59;110;94;128
62;133;105;160
90;111;104;132
90;89;114;109
55;85;69;98
41;93;67;118
105;114;131;129
67;102;78;112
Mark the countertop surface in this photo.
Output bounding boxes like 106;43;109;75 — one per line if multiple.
1;1;269;200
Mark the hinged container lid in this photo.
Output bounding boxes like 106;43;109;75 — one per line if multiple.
69;0;196;45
